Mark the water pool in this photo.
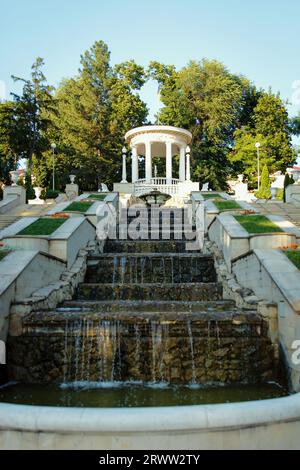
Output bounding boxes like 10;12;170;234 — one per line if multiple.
0;381;287;408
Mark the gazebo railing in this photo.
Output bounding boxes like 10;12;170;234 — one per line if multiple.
134;178;180;197
135;177;179;185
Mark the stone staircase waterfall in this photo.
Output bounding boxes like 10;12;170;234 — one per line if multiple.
8;207;279;385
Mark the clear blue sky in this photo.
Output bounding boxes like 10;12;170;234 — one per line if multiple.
1;0;300;125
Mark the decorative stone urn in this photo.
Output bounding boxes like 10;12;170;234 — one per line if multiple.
69;174;76;184
271;187;277;200
10;170;19;186
34;187;42;201
237;174;244;183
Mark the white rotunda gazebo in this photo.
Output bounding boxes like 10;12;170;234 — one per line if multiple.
114;125;199;197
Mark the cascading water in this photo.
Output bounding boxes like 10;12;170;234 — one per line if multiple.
61;316;210;387
7;207;281;397
187;320;197;386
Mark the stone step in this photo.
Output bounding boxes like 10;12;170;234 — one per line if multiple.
77;282;222;301
25;305;259;326
57;299;236;314
0;215;21;230
86;253;216;284
15;307;275;385
104;240;194;253
116;231;197;241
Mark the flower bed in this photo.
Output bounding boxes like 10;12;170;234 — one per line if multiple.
234;215;283;234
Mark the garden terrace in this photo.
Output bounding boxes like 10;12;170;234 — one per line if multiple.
214;200;241;211
285;250;300;270
18;218;67;236
63;201;94;213
201;193;223;200
87;194;107;200
234;215;283;234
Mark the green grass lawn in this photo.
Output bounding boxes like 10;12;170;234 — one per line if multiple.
214;200;241;211
87;194;107;200
234;215;283;234
64;201;93;213
285;251;300;270
202;193;222;200
18;218;67;236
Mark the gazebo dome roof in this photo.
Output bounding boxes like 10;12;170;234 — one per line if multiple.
125;125;192;145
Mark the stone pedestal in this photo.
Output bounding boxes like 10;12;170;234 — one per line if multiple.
65;183;79;200
3;185;26;204
235;182;249;201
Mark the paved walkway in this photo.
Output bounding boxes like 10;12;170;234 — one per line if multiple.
251;201;300;228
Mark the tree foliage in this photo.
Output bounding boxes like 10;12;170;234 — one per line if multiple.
0;41;296;193
0;101;18;186
149;59;256;189
50;41;148;189
230;92;296;187
11;57;56;172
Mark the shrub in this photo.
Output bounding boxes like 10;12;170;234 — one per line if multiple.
255;165;271;199
25;171;35;201
283;173;291;202
276;188;284;201
45;189;60;199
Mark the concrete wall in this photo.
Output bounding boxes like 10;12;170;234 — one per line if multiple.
208;214;297;271
286;184;300;204
0;196;19;215
50;217;95;267
3;218;96;268
232;249;300;391
0;187;26;215
0;250;65;342
0;393;300;449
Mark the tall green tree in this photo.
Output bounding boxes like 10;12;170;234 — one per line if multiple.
149;59;253;189
291;114;300;135
230;92;295;186
11;57;56;173
52;41;148;189
0;101;19;186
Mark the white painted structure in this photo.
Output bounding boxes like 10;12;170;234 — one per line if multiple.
232;249;300;392
114;125;199;197
0;394;300;449
208;214;299;271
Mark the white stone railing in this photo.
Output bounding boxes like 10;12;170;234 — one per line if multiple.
136;178;179;185
134;178;180;196
134;183;179;197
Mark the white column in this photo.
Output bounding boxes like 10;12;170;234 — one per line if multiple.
179;146;186;182
121;151;127;183
145;141;152;183
186;148;191;181
131;146;138;183
166;141;172;184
